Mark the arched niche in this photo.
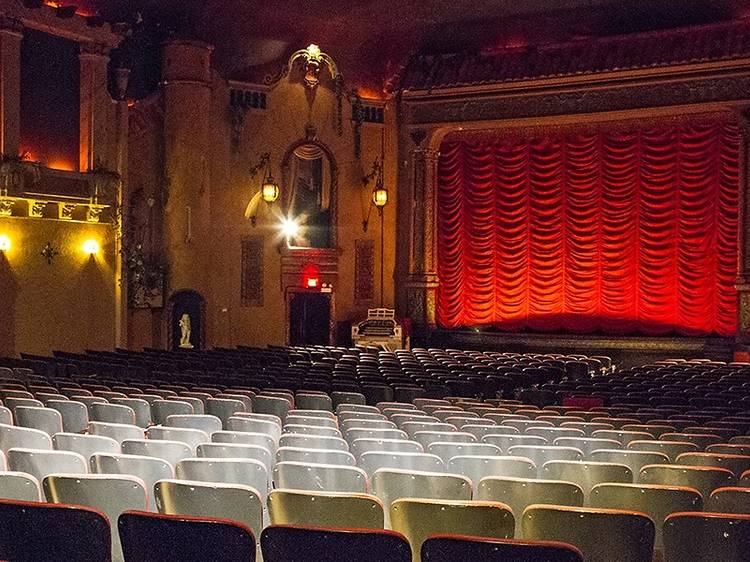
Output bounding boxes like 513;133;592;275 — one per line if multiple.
167;289;205;350
281;138;339;248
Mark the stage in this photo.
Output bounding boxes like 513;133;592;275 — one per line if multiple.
427;329;735;368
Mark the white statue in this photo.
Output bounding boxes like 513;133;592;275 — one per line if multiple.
179;313;194;349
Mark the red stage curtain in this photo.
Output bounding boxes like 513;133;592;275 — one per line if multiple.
436;121;739;336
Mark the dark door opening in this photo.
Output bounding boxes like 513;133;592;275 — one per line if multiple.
289;292;331;346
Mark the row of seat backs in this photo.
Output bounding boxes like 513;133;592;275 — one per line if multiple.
0;497;748;562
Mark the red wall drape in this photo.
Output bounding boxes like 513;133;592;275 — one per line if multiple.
436;121;739;336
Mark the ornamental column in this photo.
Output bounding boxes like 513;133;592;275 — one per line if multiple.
79;42;112;171
0;16;22;156
403;129;440;343
736;109;750;348
160;39;213;298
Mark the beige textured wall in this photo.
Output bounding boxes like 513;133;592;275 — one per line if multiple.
204;75;397;348
0;216;117;356
125;41;398;349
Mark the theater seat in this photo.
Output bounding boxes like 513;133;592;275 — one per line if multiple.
590;482;702;551
705;487;750;514
663;512;750;562
476;477;584;537
390;499;514;562
0;499;110;562
522;505;654;562
118;510;256;562
155;479;263;538
421;535;583;562
268;489;384;529
260;525;411;562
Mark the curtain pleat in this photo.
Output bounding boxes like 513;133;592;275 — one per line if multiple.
436;121;740;336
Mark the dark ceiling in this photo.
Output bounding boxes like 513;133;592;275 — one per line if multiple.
84;0;750;96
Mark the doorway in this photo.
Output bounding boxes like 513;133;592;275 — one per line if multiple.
288;291;332;346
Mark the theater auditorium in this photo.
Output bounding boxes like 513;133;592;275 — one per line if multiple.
0;0;749;560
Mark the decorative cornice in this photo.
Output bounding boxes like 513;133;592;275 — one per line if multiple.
79;42;111;59
403;73;750;125
399;19;750;92
0;14;23;36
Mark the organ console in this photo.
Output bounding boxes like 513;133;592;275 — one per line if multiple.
351;308;408;351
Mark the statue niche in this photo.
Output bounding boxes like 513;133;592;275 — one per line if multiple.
282;139;338;248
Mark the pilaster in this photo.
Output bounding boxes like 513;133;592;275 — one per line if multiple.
79;42;111;171
0;16;22;156
404;129;440;340
160;40;214;312
736;108;750;347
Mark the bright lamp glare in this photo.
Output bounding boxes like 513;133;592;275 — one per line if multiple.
83;239;99;255
0;235;10;252
280;218;300;238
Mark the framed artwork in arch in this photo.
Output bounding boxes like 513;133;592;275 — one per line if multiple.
167;289;205;351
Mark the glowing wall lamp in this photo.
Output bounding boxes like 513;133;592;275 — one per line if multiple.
249;152;280;226
288;43;339;89
83;239;100;256
372;184;388;210
0;234;10;252
262;174;280;204
280;217;300;241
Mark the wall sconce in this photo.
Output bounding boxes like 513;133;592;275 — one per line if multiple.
362;129;388;231
288;44;339;89
41;242;58;265
372;185;388;211
0;235;10;253
249;152;280;226
83;239;100;256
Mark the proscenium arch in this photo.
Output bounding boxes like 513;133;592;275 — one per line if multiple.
280;137;339;247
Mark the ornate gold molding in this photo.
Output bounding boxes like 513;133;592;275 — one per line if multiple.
404;74;750;125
